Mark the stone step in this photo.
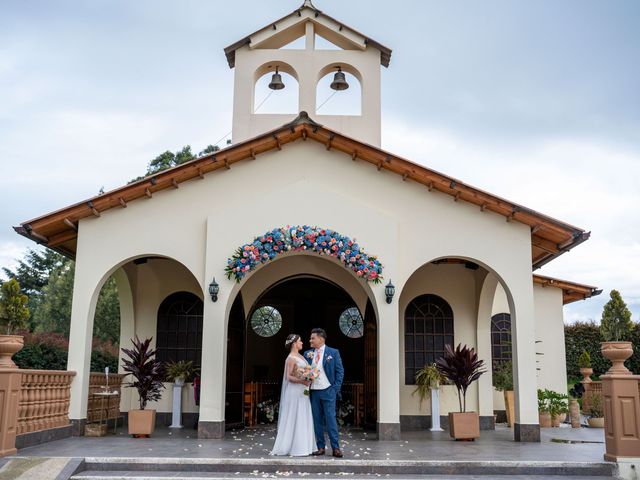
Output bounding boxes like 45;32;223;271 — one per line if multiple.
72;457;616;478
73;472;615;480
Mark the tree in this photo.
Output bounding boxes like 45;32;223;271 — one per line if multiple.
128;144;220;183
600;289;633;342
0;279;30;334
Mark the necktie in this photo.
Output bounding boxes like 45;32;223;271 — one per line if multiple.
314;349;321;365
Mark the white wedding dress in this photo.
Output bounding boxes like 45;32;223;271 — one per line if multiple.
270;355;316;456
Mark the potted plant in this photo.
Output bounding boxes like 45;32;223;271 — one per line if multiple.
538;389;552;428
0;279;29;368
578;350;593;383
121;336;165;437
436;344;486;440
492;360;514;427
413;363;447;431
586;391;605;428
548;390;569;427
599;290;634;374
164;360;198;429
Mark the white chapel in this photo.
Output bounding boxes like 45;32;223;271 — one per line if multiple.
16;0;600;442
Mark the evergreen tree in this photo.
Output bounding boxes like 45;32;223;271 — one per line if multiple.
600;289;633;341
0;279;30;334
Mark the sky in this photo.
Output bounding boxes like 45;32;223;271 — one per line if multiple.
0;0;638;324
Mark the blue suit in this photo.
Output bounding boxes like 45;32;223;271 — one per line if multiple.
305;346;344;450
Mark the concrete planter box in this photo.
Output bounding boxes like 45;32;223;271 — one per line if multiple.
128;409;156;437
448;412;480;440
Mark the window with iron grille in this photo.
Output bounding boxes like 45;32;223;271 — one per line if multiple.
404;294;454;385
156;291;203;369
491;313;512;373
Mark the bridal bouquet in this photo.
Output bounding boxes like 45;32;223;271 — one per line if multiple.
296;364;320;396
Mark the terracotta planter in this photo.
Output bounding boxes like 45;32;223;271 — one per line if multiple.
569;399;580;428
601;341;633;375
448;412;480;440
503;390;515;428
128;409;156;437
0;335;24;368
579;367;593;383
539;411;552;428
552;413;566;427
587;417;605;428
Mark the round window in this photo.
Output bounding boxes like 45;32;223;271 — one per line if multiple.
339;307;364;338
250;306;283;337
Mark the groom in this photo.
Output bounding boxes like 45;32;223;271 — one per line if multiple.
306;328;344;458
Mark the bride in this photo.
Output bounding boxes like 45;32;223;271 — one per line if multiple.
270;334;316;456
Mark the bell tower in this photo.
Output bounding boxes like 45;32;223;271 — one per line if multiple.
224;0;391;147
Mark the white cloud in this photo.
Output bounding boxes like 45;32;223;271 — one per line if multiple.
382;116;640;323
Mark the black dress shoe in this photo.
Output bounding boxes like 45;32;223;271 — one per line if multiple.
311;448;325;456
332;448;343;458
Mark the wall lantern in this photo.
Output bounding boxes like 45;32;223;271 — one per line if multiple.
209;278;220;302
385;280;395;304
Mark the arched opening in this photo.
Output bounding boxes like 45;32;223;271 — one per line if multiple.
156;291;204;369
316;64;362;116
253;62;299;114
224;256;378;432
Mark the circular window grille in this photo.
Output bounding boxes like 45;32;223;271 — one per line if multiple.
250;306;283;337
339;307;364;338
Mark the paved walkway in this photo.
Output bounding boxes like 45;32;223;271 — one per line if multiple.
15;424;605;463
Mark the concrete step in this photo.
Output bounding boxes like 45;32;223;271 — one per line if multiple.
71;457;617;478
72;472;615;480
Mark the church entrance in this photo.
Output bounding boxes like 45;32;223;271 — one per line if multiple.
225;275;377;431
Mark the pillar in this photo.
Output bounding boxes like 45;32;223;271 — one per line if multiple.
0;369;21;456
377;296;401;440
67;249;101;436
508;277;540;442
476;272;498;427
113;267;135;415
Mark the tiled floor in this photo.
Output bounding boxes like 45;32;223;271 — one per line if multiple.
15;424;606;463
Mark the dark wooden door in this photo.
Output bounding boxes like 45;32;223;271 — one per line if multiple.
363;300;377;429
225;293;245;429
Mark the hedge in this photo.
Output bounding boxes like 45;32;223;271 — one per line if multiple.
565;321;639;378
12;331;118;373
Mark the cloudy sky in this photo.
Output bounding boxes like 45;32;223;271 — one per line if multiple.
1;0;638;323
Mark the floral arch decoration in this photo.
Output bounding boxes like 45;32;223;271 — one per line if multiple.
225;225;383;284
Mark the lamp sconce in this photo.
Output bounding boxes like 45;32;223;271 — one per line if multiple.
209;277;220;302
385;280;395;304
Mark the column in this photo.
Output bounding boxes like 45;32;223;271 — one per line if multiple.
509;278;540;442
476;272;498;428
0;369;21;456
197;294;228;438
377;296;401;440
113;267;135;415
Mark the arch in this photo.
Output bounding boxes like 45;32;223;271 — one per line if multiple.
403;294;454;385
156;291;204;369
315;62;362;116
253;61;300;114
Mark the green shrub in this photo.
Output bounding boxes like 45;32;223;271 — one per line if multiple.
13;342;67;370
578;350;591;369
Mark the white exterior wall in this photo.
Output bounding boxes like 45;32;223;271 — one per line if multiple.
68;139;536;427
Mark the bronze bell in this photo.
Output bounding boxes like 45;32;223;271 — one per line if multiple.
268;67;285;90
330;67;349;91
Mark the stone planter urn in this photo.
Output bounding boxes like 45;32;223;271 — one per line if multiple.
579;367;593;383
0;335;24;368
601;341;633;374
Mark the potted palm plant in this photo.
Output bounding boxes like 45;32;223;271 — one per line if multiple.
413;363;446;431
0;279;29;368
436;344;486;440
164;360;198;429
492;360;514;427
121;336;165;437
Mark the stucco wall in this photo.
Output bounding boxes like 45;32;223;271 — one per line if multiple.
69;138;538;424
533;284;567;394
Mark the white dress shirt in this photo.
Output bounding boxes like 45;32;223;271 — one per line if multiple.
310;345;331;390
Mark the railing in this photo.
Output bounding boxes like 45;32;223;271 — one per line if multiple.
87;373;126;423
17;370;76;435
